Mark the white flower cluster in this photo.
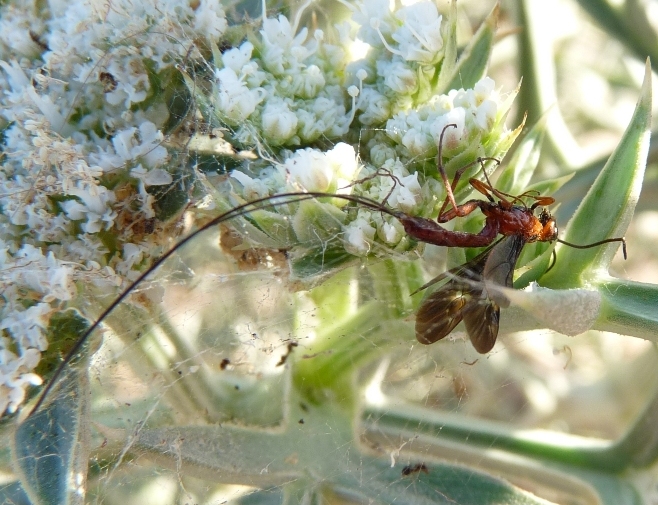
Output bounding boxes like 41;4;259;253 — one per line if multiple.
209;1;515;262
226;75;510;258
0;0;228;414
386;77;502;159
207;0;449;148
210;13;354;147
0;0;517;415
344;0;447;126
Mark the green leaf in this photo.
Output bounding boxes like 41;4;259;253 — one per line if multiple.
541;59;652;288
13;355;91;505
525;173;574;202
594;277;658;342
362;401;642;504
605;372;658;469
34;310;90;386
12;311;93;505
434;1;457;93
291;199;345;243
496;115;547;196
290;244;355;278
439;3;498;93
336;456;556;505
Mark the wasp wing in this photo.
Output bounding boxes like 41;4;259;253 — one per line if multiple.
462;235;525;353
482;234;525;307
415;236;525;353
415;242;497;346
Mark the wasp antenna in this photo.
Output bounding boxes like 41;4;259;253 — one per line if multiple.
557;237;627;260
545;249;557;273
26;190;405;416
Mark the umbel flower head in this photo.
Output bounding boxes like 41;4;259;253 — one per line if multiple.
0;0;517;415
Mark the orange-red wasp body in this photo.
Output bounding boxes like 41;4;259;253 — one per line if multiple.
384;124;626;353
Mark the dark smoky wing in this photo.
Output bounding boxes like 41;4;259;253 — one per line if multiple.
463;300;500;354
463;235;524;353
415;282;468;344
414;245;495;346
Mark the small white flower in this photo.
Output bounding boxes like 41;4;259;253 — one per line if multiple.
474;76;496;101
369;143;397;168
450;88;477;110
357;87;391;125
473;99;497;130
0;60;30;91
387;173;422;212
230;170;272;200
0;303;51;350
115;243;146;278
260;15;311;74
67;183;117;234
261;15;303;50
68;183;115;219
401;127;431;157
44;255;75;302
349;0;395;47
283;148;333;192
343;214;376;256
429;108;466;151
103;55;150;108
380;59;417;94
60;199;87;221
296;108;324;142
136;122;168;167
392;2;443;63
194;0;228;40
26;86;67;133
297;95;348;142
262;99;298;144
326;143;361;192
290;65;326;98
379;221;402;244
222;42;254;73
111;128;137;161
131;165;173;186
215;67;264;124
0;346;43;413
385;111;410;143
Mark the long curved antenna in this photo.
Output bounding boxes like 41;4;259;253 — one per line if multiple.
27;191;397;417
545;249;558;273
557;237;627;259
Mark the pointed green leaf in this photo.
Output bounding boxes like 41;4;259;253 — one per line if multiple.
440;4;498;93
435;1;458;93
496;115;547;195
604;372;658;468
525;173;574;201
336;455;555;505
541;59;651;288
13;311;93;505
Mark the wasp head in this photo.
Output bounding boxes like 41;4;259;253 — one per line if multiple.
537;208;558;242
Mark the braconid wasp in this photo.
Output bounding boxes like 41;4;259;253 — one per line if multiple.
26;124;626;417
